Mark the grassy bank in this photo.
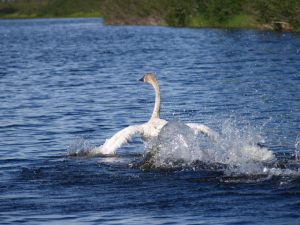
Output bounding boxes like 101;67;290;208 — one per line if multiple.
0;0;103;19
1;0;300;32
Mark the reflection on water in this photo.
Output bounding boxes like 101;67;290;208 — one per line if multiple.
0;18;300;224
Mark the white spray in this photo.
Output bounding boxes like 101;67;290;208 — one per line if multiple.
295;132;300;160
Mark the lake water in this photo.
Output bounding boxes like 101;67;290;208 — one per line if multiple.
0;18;300;224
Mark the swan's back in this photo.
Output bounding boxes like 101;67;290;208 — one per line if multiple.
141;118;167;140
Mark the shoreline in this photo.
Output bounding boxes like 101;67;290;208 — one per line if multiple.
1;16;298;33
1;1;300;33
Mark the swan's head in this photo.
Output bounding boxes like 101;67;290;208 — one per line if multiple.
139;73;157;84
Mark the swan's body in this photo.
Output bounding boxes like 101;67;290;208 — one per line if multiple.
93;73;218;155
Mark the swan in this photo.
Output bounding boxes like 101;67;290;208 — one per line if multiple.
92;73;218;156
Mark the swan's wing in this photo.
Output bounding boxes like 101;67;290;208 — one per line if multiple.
186;123;219;143
92;124;144;155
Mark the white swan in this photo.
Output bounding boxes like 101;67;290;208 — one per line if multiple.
93;73;218;155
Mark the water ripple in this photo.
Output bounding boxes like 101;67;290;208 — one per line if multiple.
0;18;300;224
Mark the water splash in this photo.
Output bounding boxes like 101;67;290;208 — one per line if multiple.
216;119;274;165
67;121;300;179
141;120;300;180
67;137;95;157
144;120;206;168
295;132;300;160
144;120;275;170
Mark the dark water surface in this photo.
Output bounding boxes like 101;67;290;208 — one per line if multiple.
1;18;300;224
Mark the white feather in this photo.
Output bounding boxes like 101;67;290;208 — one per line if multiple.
186;123;219;142
94;125;144;155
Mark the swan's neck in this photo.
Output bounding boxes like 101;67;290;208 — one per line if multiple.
150;80;160;120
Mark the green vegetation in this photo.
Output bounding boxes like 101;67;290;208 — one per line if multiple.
0;0;103;18
1;0;300;32
100;0;168;25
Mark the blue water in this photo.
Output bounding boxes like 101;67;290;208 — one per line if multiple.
1;18;300;224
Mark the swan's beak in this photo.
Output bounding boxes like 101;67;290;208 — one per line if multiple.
139;77;144;82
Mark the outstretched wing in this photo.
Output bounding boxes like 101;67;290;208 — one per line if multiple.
92;124;144;155
186;123;219;143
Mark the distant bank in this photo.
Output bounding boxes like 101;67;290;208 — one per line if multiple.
1;0;299;32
